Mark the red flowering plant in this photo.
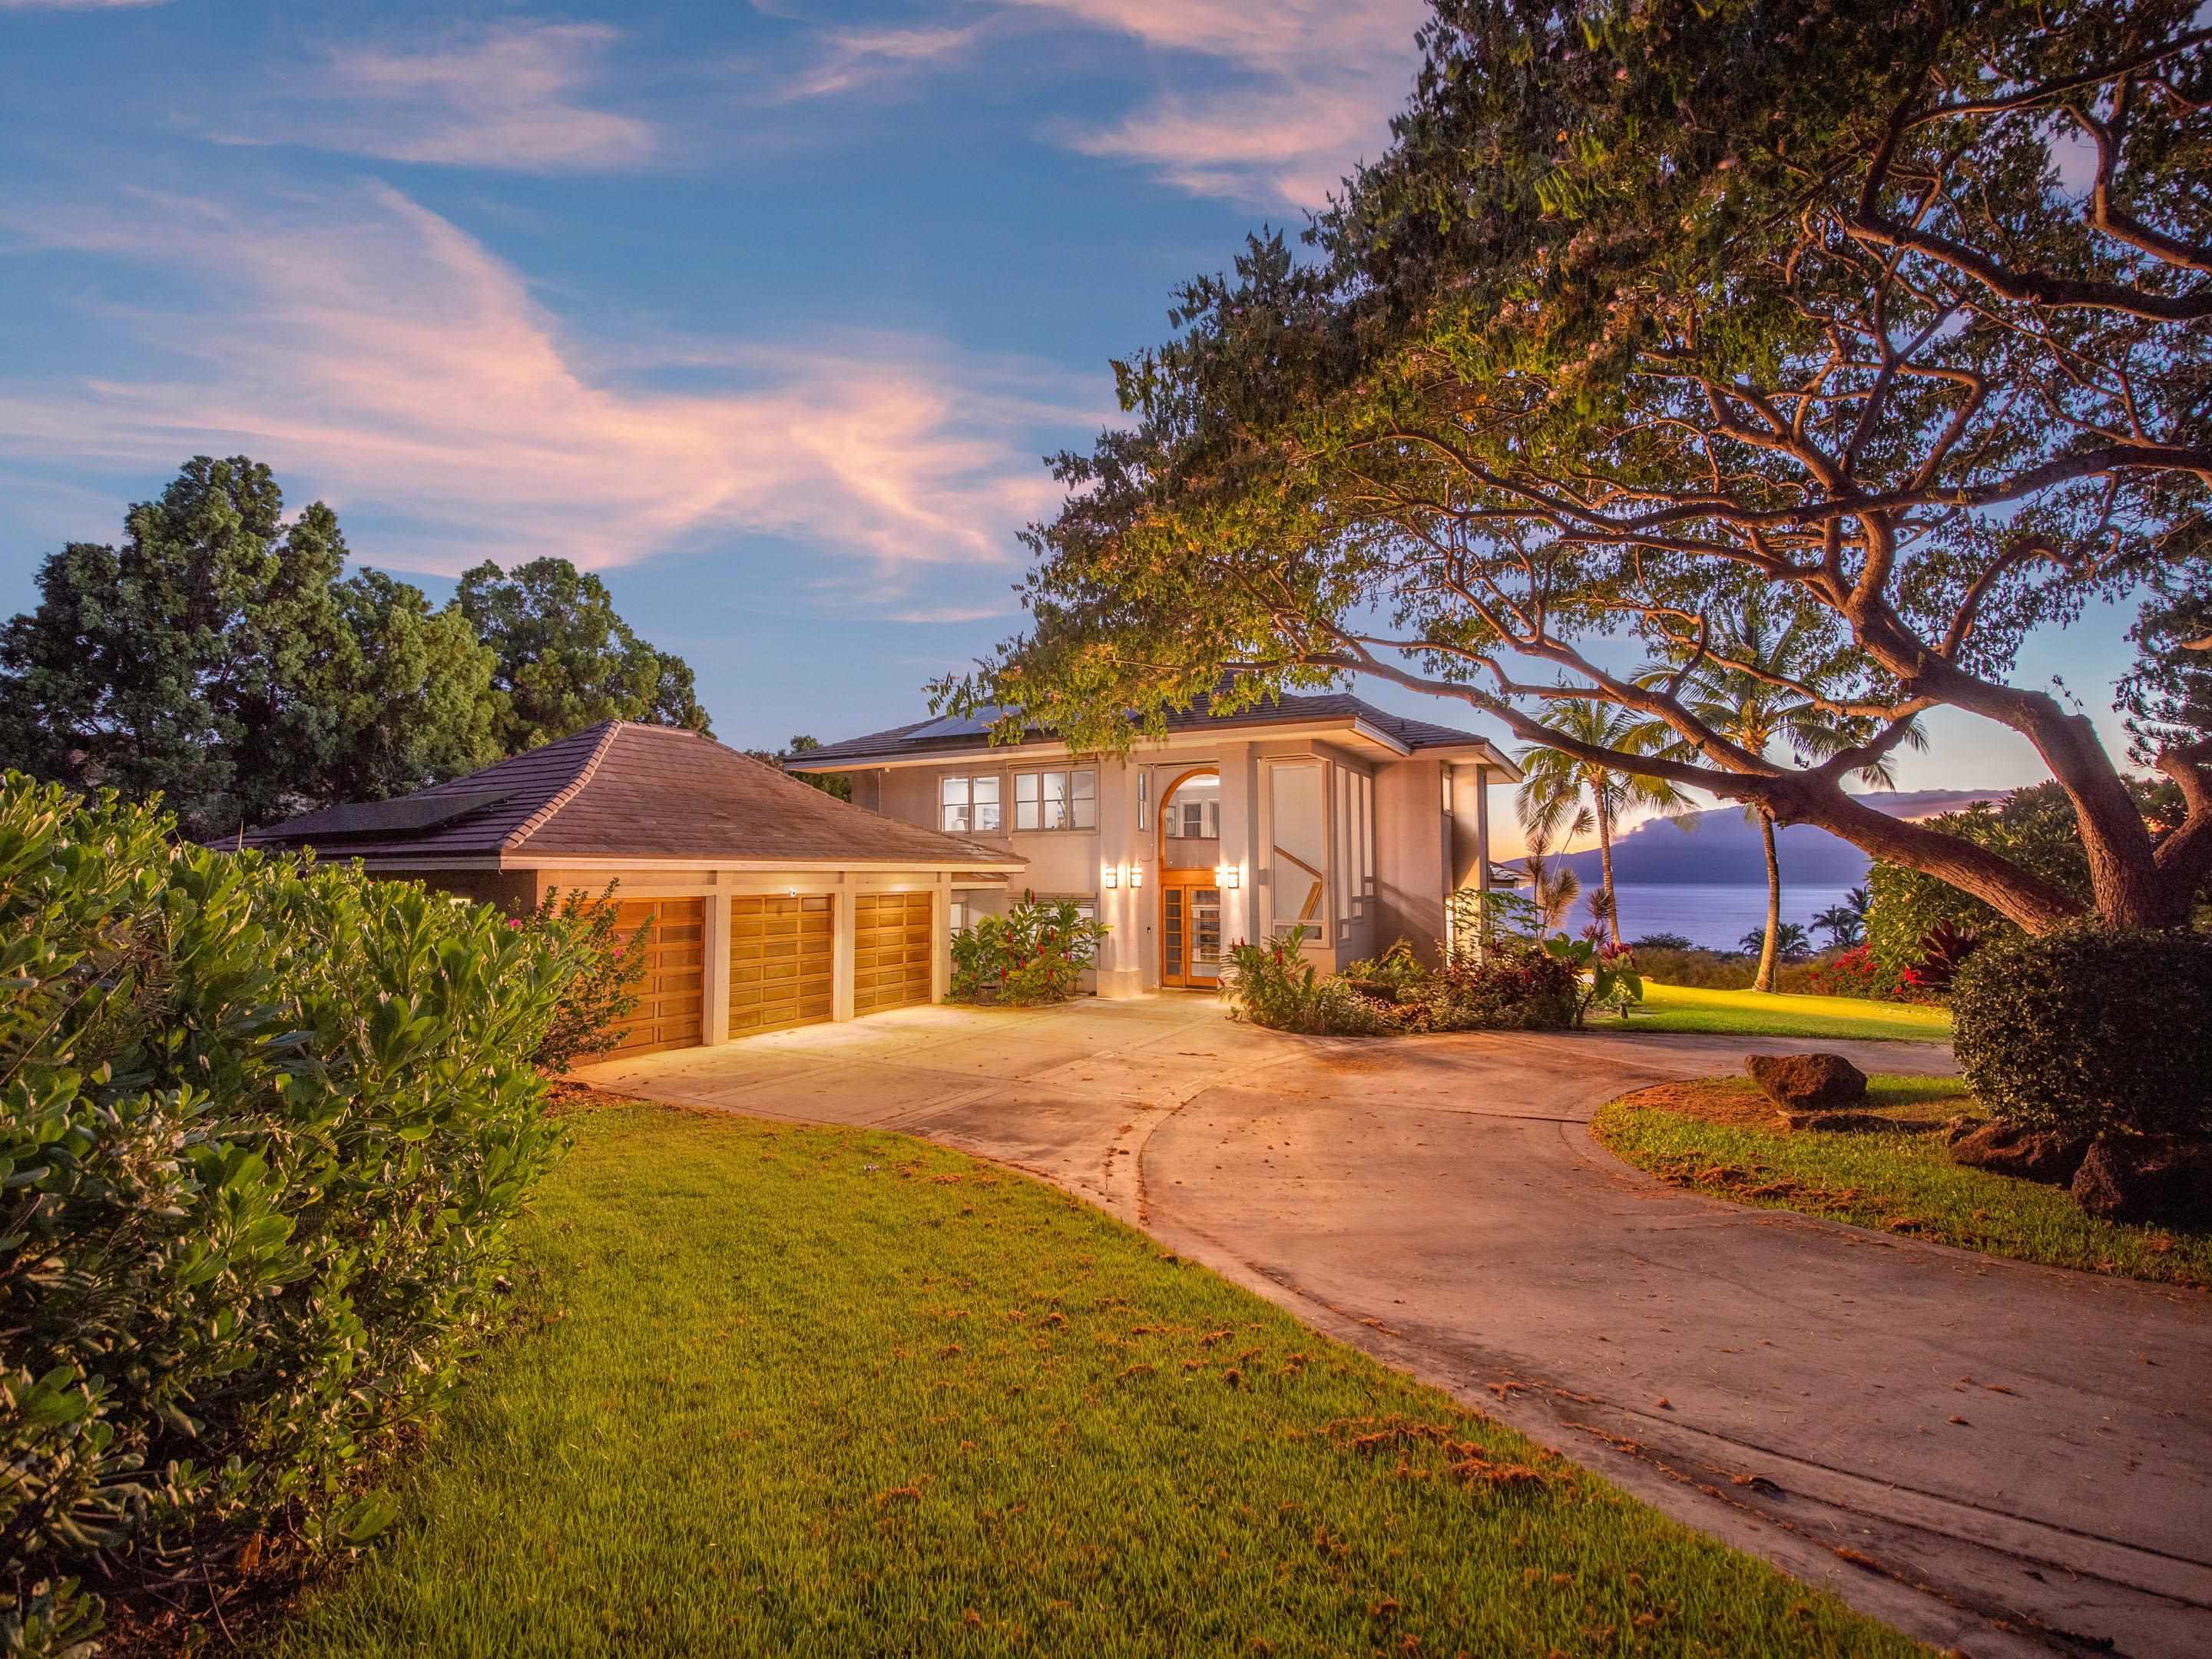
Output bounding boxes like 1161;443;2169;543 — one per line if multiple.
949;892;1108;1005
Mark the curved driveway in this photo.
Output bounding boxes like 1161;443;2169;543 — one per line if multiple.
581;995;2212;1658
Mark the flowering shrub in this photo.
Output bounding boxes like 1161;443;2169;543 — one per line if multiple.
949;896;1108;1005
1230;935;1579;1036
1800;943;1914;1000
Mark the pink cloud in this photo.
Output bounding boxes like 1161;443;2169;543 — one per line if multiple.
220;23;654;172
1013;0;1426;205
0;186;1076;583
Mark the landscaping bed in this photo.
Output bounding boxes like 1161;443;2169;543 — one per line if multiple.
1594;1076;2212;1289
260;1099;1919;1658
1620;982;1953;1044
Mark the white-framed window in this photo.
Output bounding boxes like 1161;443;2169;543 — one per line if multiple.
941;773;1001;833
1165;796;1220;839
1137;770;1149;831
1015;768;1096;831
949;899;971;934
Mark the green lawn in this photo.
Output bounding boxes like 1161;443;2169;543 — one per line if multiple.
263;1102;1919;1659
1594;1076;2212;1288
1618;982;1953;1044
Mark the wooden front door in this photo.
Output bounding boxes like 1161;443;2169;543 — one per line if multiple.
729;895;833;1037
853;891;935;1012
608;897;706;1058
1159;879;1225;988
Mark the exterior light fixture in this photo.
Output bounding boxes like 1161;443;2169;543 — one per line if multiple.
1104;865;1118;889
1129;863;1144;888
1217;864;1241;889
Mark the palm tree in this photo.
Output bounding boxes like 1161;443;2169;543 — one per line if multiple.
1641;600;1920;992
1519;820;1584;932
1813;886;1870;949
1517;701;1691;945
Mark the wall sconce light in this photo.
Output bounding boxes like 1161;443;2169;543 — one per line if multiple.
1129;863;1144;888
1103;865;1118;889
1215;864;1240;889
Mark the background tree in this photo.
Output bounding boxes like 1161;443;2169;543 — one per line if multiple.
0;459;710;837
1813;888;1871;949
0;456;498;838
456;558;709;750
744;733;854;801
942;0;2212;941
1640;598;1918;990
1518;820;1584;932
1516;700;1687;945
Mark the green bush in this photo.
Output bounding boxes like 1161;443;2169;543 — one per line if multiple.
0;774;579;1653
518;881;651;1073
1397;939;1581;1032
1221;941;1392;1036
1951;924;2212;1137
949;896;1108;1005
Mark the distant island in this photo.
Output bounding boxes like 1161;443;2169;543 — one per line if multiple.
1547;790;2005;887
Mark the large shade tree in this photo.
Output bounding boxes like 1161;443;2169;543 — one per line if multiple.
942;0;2211;939
0;459;711;837
456;559;710;752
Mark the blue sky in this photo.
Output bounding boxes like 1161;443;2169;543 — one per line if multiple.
0;0;2144;827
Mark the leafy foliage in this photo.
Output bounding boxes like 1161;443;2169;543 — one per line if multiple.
1813;889;1871;949
943;0;2212;938
948;897;1108;1005
515;882;651;1074
1951;925;2212;1137
455;559;709;753
0;457;501;840
0;774;577;1652
1539;934;1644;1028
1517;700;1687;943
1737;922;1813;962
1220;940;1394;1037
0;459;714;841
1864;780;2205;972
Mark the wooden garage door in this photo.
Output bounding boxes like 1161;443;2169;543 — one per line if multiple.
609;898;706;1058
853;891;934;1013
730;895;833;1036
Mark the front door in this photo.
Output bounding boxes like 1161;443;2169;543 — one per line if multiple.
1161;879;1224;988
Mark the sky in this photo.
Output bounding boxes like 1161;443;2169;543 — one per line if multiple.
0;0;2148;854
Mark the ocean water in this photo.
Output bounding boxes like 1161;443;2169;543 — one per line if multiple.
1601;884;1858;953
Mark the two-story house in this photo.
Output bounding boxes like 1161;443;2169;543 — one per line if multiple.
788;690;1522;998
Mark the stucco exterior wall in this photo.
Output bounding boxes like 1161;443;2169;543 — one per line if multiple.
1373;760;1452;965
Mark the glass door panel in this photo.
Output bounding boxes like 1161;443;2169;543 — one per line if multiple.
1162;886;1186;984
1188;889;1223;982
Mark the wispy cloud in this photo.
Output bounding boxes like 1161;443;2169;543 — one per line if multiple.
1018;0;1426;205
223;22;654;172
0;184;1074;579
771;0;1425;207
776;19;992;102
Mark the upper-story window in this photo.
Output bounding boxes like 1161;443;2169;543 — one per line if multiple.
941;774;1001;833
1015;768;1096;831
1165;795;1220;839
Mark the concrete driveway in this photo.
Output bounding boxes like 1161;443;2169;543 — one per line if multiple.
578;995;2212;1658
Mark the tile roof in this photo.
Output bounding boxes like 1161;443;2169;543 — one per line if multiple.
790;687;1515;768
239;722;1018;867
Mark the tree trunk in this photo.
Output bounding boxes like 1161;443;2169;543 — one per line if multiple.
1598;798;1621;947
1755;813;1781;994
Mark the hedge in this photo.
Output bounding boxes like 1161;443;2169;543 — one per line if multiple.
0;774;581;1654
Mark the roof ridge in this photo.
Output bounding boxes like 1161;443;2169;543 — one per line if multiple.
504;722;624;852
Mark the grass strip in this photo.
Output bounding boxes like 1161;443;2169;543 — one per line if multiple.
1594;1076;2210;1288
262;1101;1921;1658
1620;982;1953;1044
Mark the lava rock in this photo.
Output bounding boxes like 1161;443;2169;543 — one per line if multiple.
1746;1052;1869;1112
2071;1136;2212;1226
1947;1121;2091;1185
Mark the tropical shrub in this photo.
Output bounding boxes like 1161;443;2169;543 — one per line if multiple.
1628;932;1694;952
949;896;1108;1005
1951;925;2212;1138
1409;939;1581;1033
1801;945;1910;1001
0;774;578;1654
1545;935;1643;1028
516;881;651;1073
1220;940;1392;1036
